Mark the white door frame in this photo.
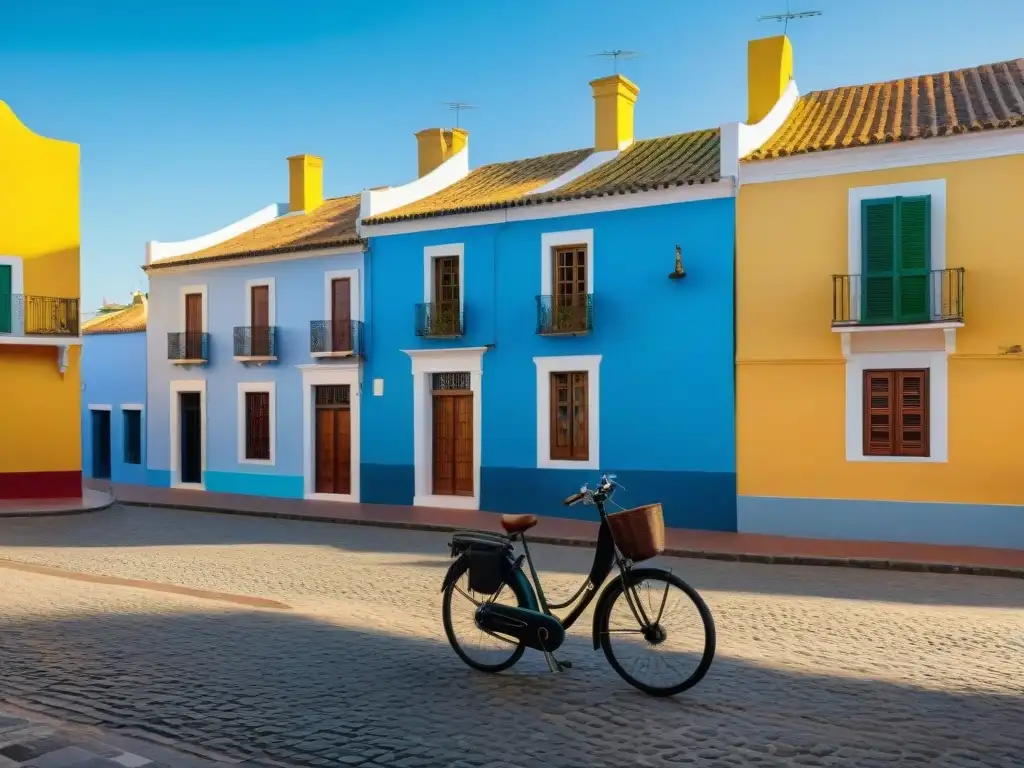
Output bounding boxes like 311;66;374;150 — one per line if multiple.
169;379;207;490
402;346;487;511
301;362;361;502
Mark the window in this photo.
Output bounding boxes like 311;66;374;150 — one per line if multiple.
549;371;589;461
551;245;589;332
250;283;271;356
183;289;205;359
431;255;461;334
863;369;929;457
245;391;271;460
861;196;931;324
123;409;142;465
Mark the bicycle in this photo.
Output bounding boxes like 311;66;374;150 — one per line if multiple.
440;474;716;697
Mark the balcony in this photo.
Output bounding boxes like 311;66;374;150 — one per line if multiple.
310;319;365;359
536;294;593;336
167;332;210;365
233;326;277;364
415;303;464;339
0;294;80;338
832;268;964;328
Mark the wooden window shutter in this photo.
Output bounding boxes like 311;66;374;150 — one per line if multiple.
863;371;895;456
245;391;271;460
896;196;931;323
896;370;929;456
549;371;589;461
861;199;897;324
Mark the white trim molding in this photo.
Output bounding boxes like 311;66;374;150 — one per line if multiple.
845;349;948;464
422;243;465;315
742;126;1024;185
0;255;25;295
722;80;800;180
531;150;620;196
237;381;276;466
402;346;488;510
179;284;209;332
324;268;362;323
846;178;949;327
361;180;735;238
146;203;286;266
358;144;470;226
533;354;602;470
87;404;112;411
169;379;207;490
120;403;144;411
244;277;276;328
301;364;361;503
541;229;594;297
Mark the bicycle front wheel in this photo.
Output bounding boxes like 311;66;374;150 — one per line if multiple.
596;569;715;697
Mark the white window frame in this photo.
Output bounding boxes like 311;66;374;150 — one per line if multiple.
179;284;209;332
845;349;948;464
540;229;594;296
324;268;362;323
300;364;361;503
87;404;112;411
847;179;946;325
169;379;207;490
534;354;602;470
244;278;276;328
237;381;276;466
422;243;465;314
403;346;487;510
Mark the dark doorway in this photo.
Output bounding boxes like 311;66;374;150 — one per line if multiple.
91;409;111;480
179;392;202;484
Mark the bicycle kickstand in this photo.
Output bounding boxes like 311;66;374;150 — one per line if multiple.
541;649;573;673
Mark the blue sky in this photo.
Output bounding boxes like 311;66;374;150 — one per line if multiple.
2;0;1022;313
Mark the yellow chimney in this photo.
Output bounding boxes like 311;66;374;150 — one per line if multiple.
287;154;324;213
590;74;639;152
414;128;468;178
747;35;793;125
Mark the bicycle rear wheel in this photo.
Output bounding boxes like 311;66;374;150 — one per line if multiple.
596;568;715;697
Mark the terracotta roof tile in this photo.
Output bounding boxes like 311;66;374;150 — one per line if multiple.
145;194;362;271
362;128;721;225
82;302;147;335
748;58;1024;160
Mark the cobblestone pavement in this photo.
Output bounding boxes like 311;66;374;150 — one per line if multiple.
0;505;1022;767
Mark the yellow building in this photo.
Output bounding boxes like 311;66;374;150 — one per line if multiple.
0;101;82;499
736;44;1024;548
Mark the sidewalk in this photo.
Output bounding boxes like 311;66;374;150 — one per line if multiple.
0;701;247;767
88;481;1024;579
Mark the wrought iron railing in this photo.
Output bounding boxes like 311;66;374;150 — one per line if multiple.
832;268;964;327
0;294;80;336
310;319;365;357
167;331;210;362
415;303;464;338
233;326;277;358
536;293;594;335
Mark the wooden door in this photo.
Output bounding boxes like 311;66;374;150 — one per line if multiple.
314;386;351;495
432;391;473;497
553;245;588;332
184;293;203;359
331;278;351;353
250;284;270;356
432;256;460;334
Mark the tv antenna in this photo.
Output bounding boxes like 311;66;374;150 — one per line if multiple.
590;49;641;75
441;101;476;129
758;1;821;35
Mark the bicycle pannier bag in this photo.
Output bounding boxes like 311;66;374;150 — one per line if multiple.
467;546;507;595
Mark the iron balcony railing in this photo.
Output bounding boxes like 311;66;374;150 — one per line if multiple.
415;303;464;338
167;331;210;362
832;268;964;327
233;326;277;358
0;294;80;337
536;293;594;335
310;319;365;357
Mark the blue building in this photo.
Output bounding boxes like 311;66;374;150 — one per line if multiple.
81;292;149;485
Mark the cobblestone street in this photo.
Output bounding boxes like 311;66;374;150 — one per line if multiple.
0;505;1022;767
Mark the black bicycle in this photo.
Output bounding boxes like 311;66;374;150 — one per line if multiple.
441;474;716;697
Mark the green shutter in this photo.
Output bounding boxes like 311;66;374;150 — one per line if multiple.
896;196;931;323
0;265;11;334
861;199;897;324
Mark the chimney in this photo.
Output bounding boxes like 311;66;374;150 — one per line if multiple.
590;74;639;152
415;128;468;178
747;35;793;125
287;154;324;213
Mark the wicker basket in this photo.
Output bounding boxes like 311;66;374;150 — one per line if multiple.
606;503;665;563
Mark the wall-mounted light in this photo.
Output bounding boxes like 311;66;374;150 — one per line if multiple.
667;244;686;280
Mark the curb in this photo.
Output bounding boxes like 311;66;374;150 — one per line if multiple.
120;498;1024;581
0;493;116;520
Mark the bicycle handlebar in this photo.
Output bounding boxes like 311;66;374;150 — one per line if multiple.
562;474;618;507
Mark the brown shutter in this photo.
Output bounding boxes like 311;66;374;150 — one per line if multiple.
863;371;895;456
570;372;589;460
549;371;589;461
896;370;929;457
245;392;270;460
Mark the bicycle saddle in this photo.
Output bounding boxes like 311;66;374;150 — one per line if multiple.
500;514;538;534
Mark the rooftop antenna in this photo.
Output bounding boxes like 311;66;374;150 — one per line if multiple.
441;101;476;129
590;49;641;76
758;0;821;35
